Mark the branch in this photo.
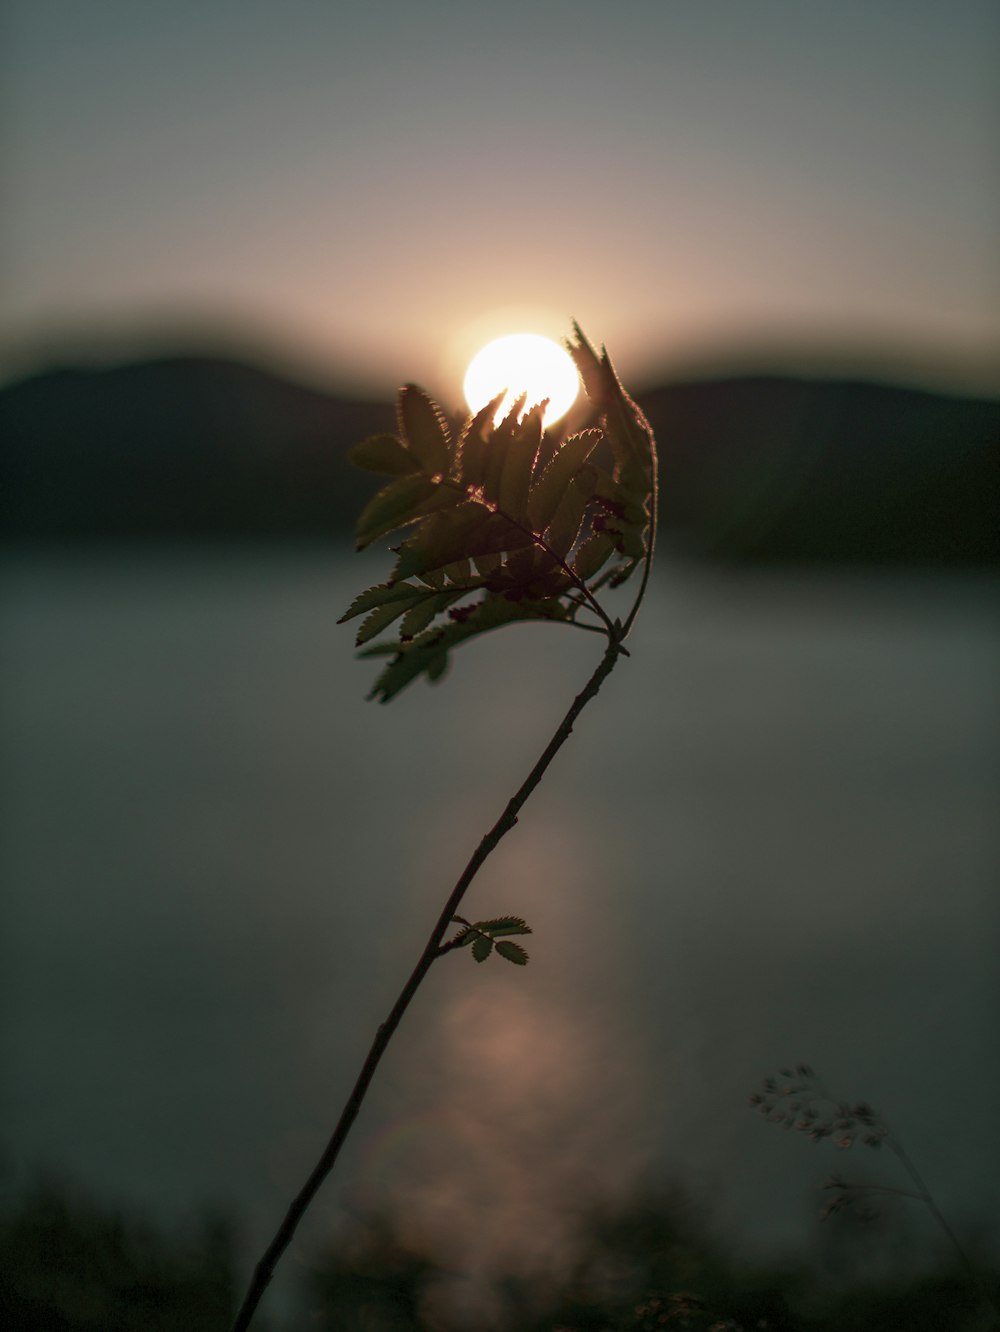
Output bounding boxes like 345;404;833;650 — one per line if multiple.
229;628;627;1331
438;474;620;639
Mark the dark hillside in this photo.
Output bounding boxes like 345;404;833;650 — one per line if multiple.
0;356;391;541
643;375;999;563
2;353;997;563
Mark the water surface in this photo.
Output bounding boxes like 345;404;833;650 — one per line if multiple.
2;550;997;1294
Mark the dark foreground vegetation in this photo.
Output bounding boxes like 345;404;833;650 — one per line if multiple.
2;1174;996;1331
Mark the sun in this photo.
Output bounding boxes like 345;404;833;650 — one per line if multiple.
463;333;579;429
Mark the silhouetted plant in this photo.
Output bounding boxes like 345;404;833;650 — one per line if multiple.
751;1065;1000;1326
230;326;658;1330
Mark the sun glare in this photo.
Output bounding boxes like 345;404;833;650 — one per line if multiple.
463;333;579;428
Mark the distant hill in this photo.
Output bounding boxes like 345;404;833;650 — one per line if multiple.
1;353;997;564
0;355;391;545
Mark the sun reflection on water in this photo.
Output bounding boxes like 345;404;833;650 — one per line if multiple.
353;817;653;1299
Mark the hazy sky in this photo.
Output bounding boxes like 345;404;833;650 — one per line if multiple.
4;1;998;397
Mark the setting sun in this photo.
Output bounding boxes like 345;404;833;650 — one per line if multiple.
463;333;579;429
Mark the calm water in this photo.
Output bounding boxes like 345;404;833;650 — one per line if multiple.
2;550;997;1296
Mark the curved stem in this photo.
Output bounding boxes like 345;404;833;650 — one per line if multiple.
622;404;658;641
230;630;627;1331
887;1138;1000;1323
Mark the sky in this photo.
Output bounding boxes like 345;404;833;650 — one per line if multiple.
3;0;998;400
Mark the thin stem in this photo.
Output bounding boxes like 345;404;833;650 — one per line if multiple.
622;400;658;641
229;629;627;1331
887;1138;1000;1323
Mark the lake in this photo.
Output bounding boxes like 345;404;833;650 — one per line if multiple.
2;549;997;1305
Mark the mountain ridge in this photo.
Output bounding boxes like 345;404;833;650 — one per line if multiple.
2;352;997;564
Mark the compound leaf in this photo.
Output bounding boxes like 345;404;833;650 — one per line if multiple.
342;332;656;699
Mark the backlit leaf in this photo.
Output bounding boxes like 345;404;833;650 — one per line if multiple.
398;384;450;475
398;589;465;640
472;935;493;963
573;530;617;581
457;392;505;489
342;338;656;699
349;434;421;476
356;594;424;646
355;475;439;549
478;917;532;937
360;596;565;701
495;941;529;965
338;581;427;624
567;323;653;514
482;394;527;504
391;502;493;581
526;429;601;532
546;467;595;558
498;401;543;524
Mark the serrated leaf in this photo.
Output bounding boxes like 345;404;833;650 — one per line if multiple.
443;558;473;584
398;385;450;475
360;595;564;701
356;594;424;646
546;467;595;558
470;514;536;559
573;530;617;581
478;917;532;937
472;935;493;963
355;474;439;549
408;482;467;522
482;394;527;504
567;324;652;501
425;651;449;682
485;546;540;596
348;434;422;476
495;941;529;965
526;429;601;532
345;336;656;699
398;589;466;640
391;502;493;581
457;391;505;488
497;400;542;523
473;552;502;576
394;508;534;583
338;581;427;624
